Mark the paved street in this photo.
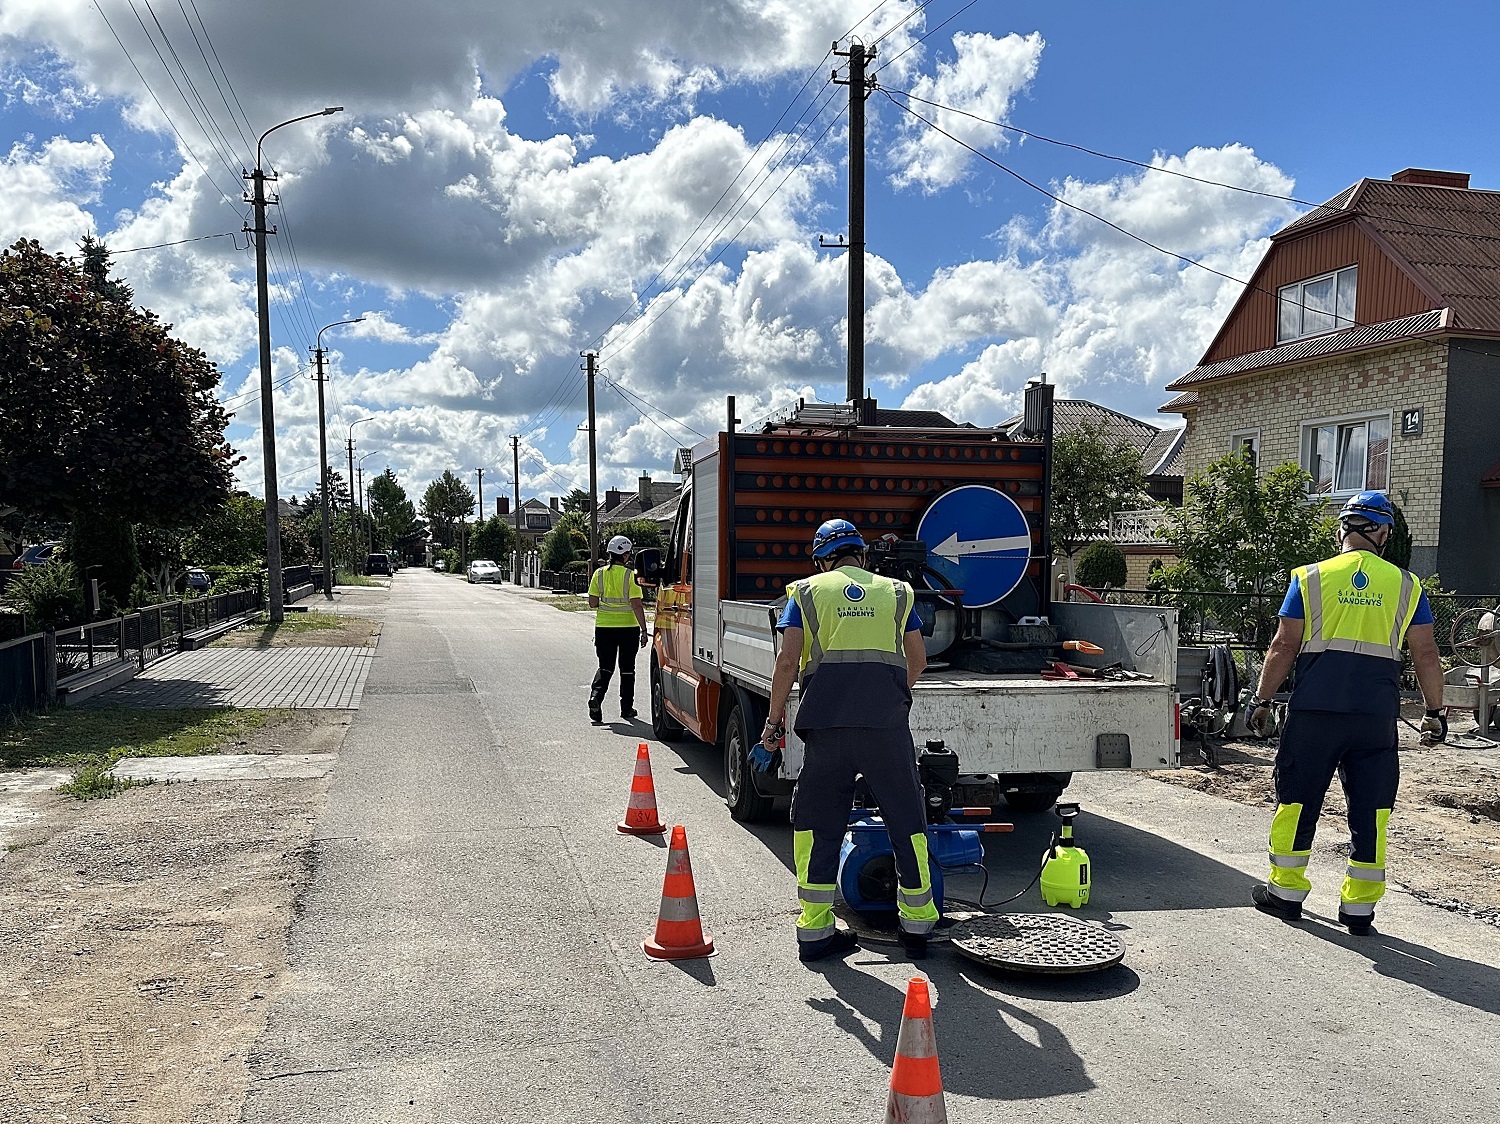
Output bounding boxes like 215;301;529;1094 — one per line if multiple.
242;569;1500;1122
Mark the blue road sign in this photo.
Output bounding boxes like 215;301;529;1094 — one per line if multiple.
916;484;1033;608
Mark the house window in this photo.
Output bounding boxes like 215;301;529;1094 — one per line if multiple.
1229;429;1260;468
1278;265;1358;342
1301;413;1391;495
525;512;550;530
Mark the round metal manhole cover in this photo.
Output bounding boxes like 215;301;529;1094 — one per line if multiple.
948;913;1125;974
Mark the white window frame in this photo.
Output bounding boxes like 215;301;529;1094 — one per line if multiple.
1277;264;1358;343
1299;410;1393;498
1229;428;1261;469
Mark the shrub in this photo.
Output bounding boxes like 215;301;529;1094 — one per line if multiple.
1076;541;1128;590
1;559;85;627
209;563;263;595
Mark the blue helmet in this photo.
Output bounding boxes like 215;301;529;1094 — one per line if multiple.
811;518;865;560
1339;491;1395;527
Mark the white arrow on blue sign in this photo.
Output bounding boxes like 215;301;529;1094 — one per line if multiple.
916;484;1034;608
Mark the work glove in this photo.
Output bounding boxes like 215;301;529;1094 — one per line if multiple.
1419;708;1447;746
1246;697;1275;737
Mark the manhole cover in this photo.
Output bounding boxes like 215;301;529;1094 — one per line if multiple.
948;913;1125;974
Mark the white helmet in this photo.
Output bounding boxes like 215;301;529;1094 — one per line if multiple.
607;534;633;556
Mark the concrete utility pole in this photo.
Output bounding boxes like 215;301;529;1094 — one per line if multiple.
313;318;364;601
584;350;599;570
475;468;484;525
511;435;522;585
246;106;343;624
346;416;373;572
832;41;872;409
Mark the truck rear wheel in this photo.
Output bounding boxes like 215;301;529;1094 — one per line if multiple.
650;656;686;742
724;700;775;823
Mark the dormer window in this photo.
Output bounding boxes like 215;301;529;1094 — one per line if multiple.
1277;265;1357;342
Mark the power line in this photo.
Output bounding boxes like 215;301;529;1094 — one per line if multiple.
110;231;240;253
881;86;1500;243
173;0;254;158
885;93;1494;360
874;0;981;75
601;373;707;443
870;0;933;48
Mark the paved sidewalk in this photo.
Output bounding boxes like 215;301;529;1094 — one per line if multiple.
101;647;374;709
112;753;338;782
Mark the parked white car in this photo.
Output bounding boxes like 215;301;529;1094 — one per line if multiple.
466;559;501;583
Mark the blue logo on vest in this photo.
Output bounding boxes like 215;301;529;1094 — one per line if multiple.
843;582;866;603
1351;570;1369;591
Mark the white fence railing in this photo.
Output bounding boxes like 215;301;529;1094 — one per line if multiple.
1110;507;1171;543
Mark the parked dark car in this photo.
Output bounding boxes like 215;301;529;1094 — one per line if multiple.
184;567;211;592
12;541;60;569
365;553;392;576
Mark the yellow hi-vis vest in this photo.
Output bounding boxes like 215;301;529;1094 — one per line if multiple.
1294;551;1421;662
1287;550;1421;716
589;563;642;628
788;566;913;729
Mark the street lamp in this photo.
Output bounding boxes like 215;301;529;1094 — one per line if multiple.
313;318;364;600
249;105;344;624
357;448;383;559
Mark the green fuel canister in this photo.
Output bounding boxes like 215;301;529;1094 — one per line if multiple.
1040;802;1091;908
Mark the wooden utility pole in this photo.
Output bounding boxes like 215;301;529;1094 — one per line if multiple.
833;39;873;409
511;435;522;585
476;468;485;524
246;160;285;622
584;351;599;570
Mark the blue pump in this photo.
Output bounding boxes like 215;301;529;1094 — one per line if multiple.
837;813;984;913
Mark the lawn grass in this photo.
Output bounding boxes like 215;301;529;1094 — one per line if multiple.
540;594;592;612
243;610;346;634
1;707;278;800
335;570;381;587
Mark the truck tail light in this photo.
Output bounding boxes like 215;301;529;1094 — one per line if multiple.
1173;702;1181;742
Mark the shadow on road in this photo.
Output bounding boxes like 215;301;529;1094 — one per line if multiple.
810;957;1098;1101
1296;914;1500;1018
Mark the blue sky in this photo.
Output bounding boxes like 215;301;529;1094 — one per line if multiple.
3;0;1497;509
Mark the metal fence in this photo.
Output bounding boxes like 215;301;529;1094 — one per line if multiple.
1089;587;1497;659
539;569;591;594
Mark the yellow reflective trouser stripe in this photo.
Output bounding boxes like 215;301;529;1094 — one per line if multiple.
1267;803;1312;902
898;833;940;935
1342;808;1392;908
794;829;836;940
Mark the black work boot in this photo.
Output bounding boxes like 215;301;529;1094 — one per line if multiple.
589;669;609;725
798;928;859;963
1338;908;1375;936
620;673;637;719
1252;883;1303;923
900;931;929;960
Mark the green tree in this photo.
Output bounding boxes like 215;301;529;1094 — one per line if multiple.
542;511;589;571
420;471;475;549
561;487;591;514
1049;423;1146;580
601;518;664;553
368;469;419;554
472;516;517;562
1076;541;1128;590
78;233;134;305
0;240;236;528
183;493;266;566
1386;503;1414;571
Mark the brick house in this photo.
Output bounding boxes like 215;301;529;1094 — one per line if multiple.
1161;168;1500;591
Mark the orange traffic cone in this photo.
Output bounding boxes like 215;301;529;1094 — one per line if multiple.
618;743;668;836
884;976;946;1123
643;825;715;960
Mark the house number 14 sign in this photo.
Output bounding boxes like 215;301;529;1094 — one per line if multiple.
1400;408;1423;437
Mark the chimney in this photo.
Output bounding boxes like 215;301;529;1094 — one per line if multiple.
549;496;559;512
637;474;654;510
603;488;623;512
1391;168;1470;190
496;496;509;516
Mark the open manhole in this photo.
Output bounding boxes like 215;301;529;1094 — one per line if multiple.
948;913;1125;974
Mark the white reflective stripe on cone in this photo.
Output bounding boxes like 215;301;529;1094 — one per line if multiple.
656;896;701;923
885;1091;947;1124
626;790;656;809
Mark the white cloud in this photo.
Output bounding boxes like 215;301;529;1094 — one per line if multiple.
889;31;1044;192
0;134;111;248
346;311;439;346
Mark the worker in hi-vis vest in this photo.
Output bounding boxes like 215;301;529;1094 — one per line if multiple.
761;518;939;962
1247;491;1447;935
586;534;648;726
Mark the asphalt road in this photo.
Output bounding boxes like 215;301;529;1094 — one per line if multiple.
243;569;1500;1123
